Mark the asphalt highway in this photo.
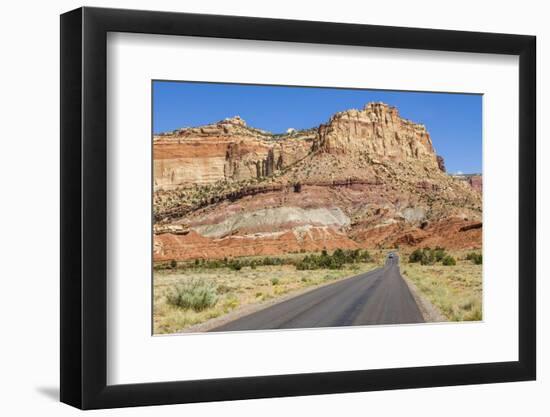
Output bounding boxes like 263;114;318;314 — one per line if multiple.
211;255;424;332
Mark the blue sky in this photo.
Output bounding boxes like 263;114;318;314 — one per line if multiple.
153;81;482;174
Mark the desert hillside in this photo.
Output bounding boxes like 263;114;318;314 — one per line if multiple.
153;102;482;261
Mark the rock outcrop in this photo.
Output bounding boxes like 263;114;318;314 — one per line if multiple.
154;116;314;190
154;228;358;262
153;102;482;261
468;175;483;192
436;155;446;172
451;173;483;193
316;103;436;167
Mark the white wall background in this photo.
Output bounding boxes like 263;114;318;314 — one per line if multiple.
0;0;546;415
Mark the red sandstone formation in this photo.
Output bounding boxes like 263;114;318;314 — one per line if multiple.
153;103;482;261
468;175;483;192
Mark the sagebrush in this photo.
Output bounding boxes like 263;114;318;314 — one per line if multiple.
166;279;219;311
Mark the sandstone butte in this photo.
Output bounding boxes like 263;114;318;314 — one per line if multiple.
153;102;482;262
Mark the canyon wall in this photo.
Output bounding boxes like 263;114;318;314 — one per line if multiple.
152;103;482;261
316;103;437;167
153;116;313;190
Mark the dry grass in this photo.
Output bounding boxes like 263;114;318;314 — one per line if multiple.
400;251;482;321
154;262;376;334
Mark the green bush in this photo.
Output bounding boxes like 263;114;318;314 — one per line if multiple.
420;251;435;265
328;258;344;270
409;249;424;263
185;249;373;272
333;248;345;261
433;247;447;262
362;250;373;262
271;278;280;285
166;280;218;311
261;257;284;266
442;255;456;266
466;252;483;265
294;248;370;270
228;260;242;271
410;247;447;265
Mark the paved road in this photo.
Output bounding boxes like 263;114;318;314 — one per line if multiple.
211;255;424;332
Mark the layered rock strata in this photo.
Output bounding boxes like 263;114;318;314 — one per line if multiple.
153;103;482;261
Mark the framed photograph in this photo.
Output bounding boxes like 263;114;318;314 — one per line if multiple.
60;6;536;409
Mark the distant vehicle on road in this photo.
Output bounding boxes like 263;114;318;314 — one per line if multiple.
388;253;394;259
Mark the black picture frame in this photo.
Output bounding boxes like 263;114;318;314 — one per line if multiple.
60;6;536;410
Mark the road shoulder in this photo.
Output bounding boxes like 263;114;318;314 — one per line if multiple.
179;267;381;333
401;272;447;323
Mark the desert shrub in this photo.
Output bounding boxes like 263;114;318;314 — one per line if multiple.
442;255;456;266
360;249;373;262
153;262;172;271
409;249;424;263
295;261;309;271
201;259;223;269
228;260;242;271
327;257;344;270
295;256;315;270
261;257;284;266
335;248;371;264
198;256;289;270
272;257;284;265
466;252;483;265
223;296;239;311
166;280;218;311
465;306;482;321
433;247;447;262
420;251;435;265
216;284;233;294
295;254;315;270
410;247;446;265
294;248;370;270
333;248;345;261
418;248;436;265
170;259;178;269
271;278;280;285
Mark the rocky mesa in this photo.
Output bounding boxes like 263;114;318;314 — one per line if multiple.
153;102;482;261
